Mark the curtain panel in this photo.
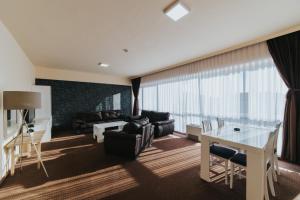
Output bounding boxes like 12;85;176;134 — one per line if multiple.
141;43;270;86
139;42;287;139
131;77;141;116
267;31;300;163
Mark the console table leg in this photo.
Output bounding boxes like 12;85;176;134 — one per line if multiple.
37;143;41;169
27;144;32;158
10;148;15;176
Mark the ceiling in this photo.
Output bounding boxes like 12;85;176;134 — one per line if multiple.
0;0;300;78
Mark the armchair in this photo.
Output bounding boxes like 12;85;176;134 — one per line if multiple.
103;131;142;159
103;118;154;159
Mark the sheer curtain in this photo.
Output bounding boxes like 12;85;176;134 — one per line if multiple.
141;86;157;111
139;42;287;134
199;66;243;121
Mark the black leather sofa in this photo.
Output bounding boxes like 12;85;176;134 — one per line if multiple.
130;110;175;138
103;117;154;159
72;110;125;134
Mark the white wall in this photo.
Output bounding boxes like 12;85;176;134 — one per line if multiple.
0;19;131;181
0;20;35;180
35;66;130;86
32;85;52;143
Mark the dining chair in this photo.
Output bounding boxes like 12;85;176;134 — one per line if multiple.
217;118;225;128
273;123;282;182
229;127;280;200
202;120;212;132
202;120;236;185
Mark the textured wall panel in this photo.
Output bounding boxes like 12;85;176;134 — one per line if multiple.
35;79;132;133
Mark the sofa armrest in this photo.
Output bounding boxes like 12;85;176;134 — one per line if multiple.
153;119;175;126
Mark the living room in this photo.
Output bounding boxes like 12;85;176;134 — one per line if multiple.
0;1;300;200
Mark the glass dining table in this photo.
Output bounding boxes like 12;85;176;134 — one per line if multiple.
199;124;275;200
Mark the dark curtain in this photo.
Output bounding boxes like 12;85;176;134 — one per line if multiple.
267;31;300;163
131;77;141;116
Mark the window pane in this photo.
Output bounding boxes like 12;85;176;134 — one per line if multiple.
140;58;286;134
142;86;157;111
245;58;287;125
199;67;243;121
113;93;121;110
157;77;200;132
138;88;143;114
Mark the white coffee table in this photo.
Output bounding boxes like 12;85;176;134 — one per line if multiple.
93;121;127;143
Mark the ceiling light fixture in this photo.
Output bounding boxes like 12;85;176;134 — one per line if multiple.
98;62;110;68
164;1;190;21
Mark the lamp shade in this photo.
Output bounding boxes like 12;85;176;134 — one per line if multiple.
3;91;41;110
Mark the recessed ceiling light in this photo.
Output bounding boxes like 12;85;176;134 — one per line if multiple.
98;62;110;68
164;1;190;22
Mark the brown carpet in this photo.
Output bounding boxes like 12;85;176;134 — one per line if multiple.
0;133;300;200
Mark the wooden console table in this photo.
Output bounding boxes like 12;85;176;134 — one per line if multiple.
5;131;44;176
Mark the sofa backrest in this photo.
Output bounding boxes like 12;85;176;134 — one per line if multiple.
123;122;144;135
123;117;150;135
76;112;102;122
133;117;150;126
76;110;122;122
101;110;121;121
141;110;170;123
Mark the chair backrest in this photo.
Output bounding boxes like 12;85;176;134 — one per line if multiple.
273;123;281;153
217;118;225;128
264;128;279;164
202;120;212;133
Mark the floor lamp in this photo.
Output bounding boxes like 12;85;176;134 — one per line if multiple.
3;91;49;177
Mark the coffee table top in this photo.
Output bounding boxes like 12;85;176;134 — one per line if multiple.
93;121;127;129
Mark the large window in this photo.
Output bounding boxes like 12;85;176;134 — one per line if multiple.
142;86;158;111
139;57;287;133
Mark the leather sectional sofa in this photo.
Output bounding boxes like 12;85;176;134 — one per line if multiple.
130;110;175;138
103;117;154;159
72;110;125;134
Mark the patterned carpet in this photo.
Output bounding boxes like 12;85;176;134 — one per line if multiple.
0;133;299;200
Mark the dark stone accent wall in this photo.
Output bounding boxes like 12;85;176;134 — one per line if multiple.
35;79;132;133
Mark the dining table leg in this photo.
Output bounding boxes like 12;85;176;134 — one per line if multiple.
246;149;265;200
200;136;210;182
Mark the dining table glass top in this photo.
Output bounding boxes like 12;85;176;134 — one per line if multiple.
202;124;275;150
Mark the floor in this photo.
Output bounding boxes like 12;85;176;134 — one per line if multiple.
0;133;300;200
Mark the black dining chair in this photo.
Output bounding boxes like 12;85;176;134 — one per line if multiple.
202;120;236;185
